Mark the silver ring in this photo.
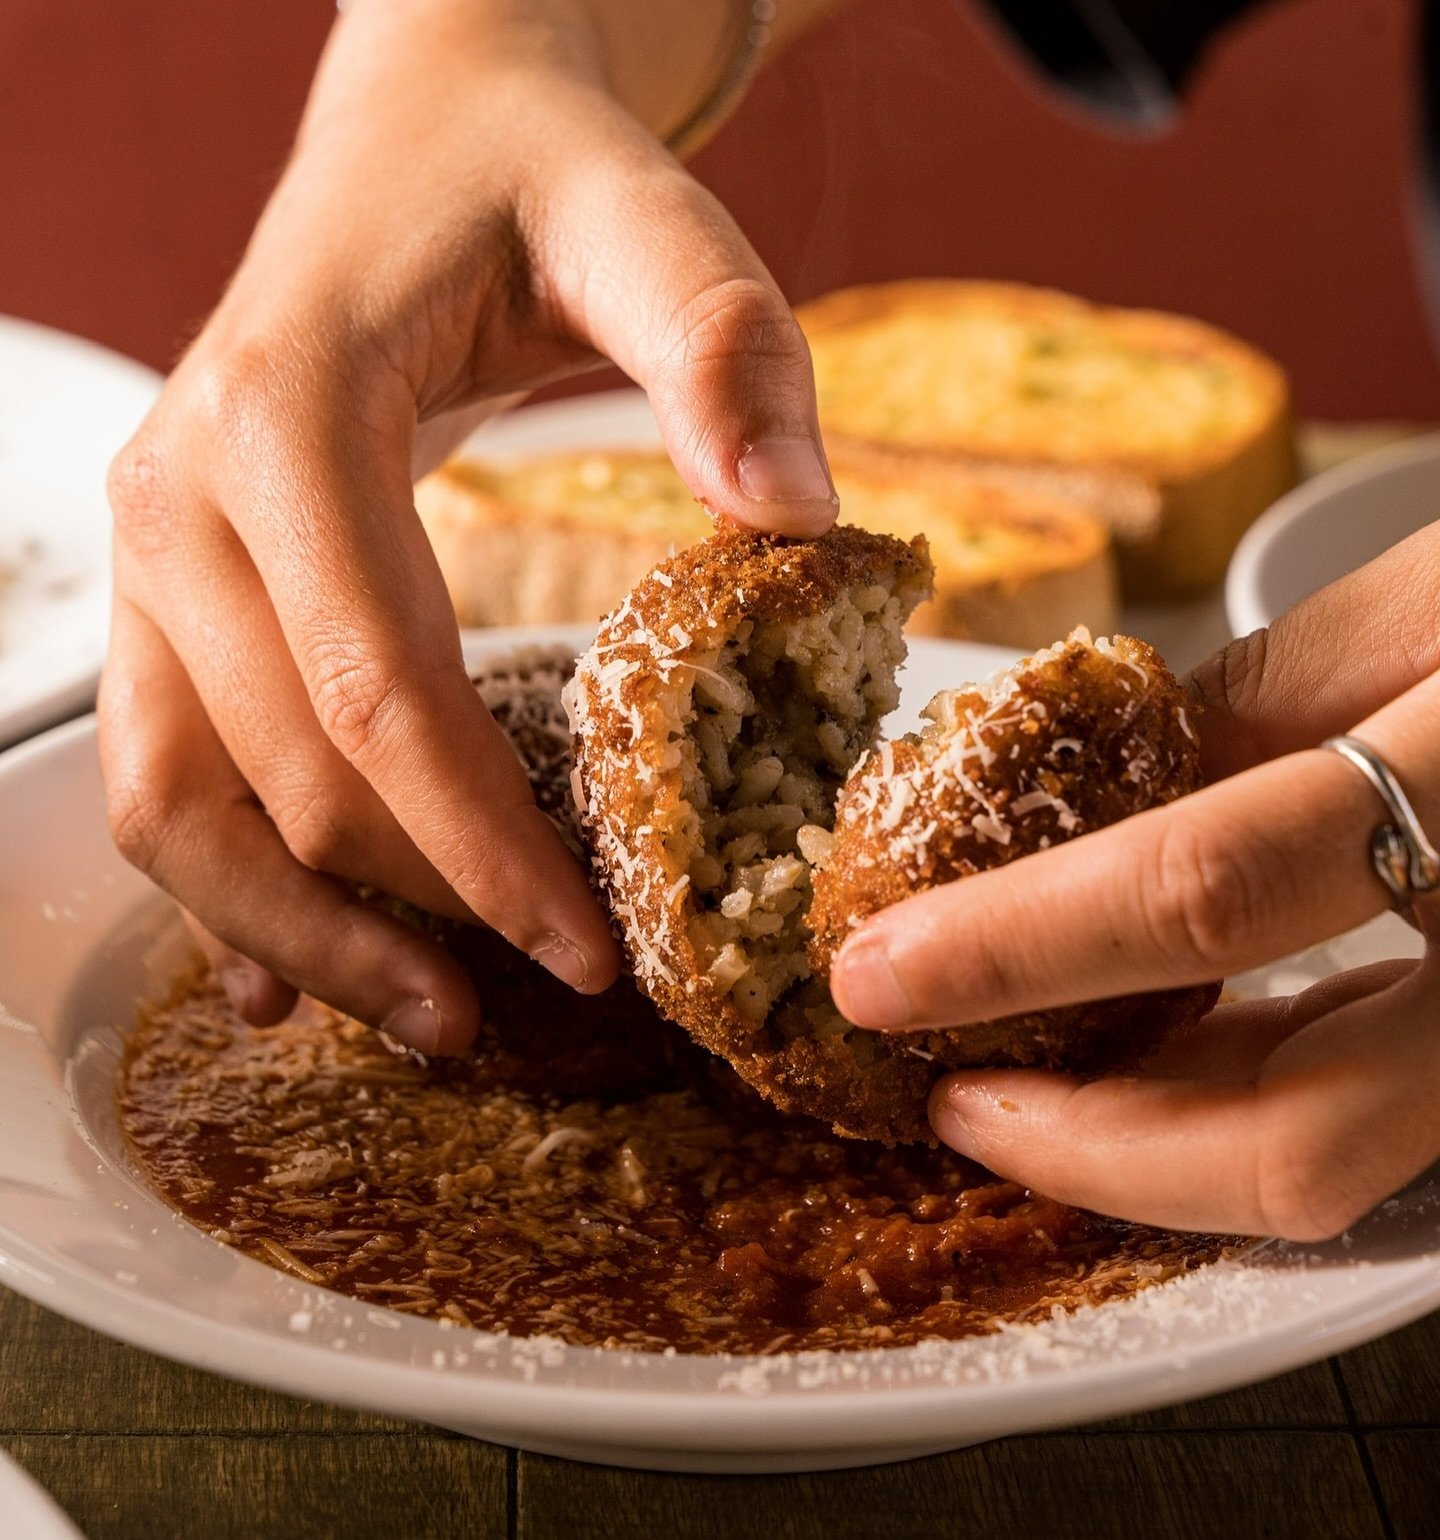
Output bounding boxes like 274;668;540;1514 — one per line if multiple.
1323;735;1440;915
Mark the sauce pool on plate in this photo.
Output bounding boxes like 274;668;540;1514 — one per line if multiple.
120;971;1229;1356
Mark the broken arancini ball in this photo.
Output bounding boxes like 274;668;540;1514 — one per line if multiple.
564;524;933;1105
802;629;1222;1139
568;531;1217;1144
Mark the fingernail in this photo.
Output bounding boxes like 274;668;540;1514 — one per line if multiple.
381;997;444;1054
928;1079;1018;1156
927;1080;980;1155
219;963;260;1018
834;927;915;1029
529;932;590;992
737;436;837;507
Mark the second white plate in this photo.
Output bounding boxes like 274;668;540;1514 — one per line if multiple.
0;316;161;748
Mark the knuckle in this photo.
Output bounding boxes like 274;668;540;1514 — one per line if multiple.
307;644;409;765
669;277;810;376
1255;1130;1372;1242
1387;555;1440;682
944;934;1022;1021
422;806;554;940
108;340;306;555
108;438;179;556
424;826;513;917
1145;817;1269;973
273;785;356;873
189;348;287;457
107;774;175;876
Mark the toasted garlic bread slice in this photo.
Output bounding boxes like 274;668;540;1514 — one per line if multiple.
417;446;1116;647
835;462;1116;647
798;279;1298;598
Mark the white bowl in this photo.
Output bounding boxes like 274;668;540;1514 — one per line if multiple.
0;626;1436;1473
1226;432;1440;636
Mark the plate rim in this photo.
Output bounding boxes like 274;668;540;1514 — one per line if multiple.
0;1449;83;1540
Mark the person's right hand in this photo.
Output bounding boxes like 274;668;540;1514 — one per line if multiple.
100;0;839;1053
828;519;1440;1240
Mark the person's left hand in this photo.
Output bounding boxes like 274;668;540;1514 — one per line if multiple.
829;520;1440;1241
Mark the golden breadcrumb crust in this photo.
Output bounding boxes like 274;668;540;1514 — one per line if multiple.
571;542;1216;1144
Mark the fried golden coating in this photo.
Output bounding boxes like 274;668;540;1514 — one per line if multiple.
566;525;933;1116
797;630;1220;1141
401;644;691;1099
470;643;585;850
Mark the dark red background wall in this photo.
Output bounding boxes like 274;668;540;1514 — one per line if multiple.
3;0;1436;418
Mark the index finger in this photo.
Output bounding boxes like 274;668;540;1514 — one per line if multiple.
831;745;1392;1031
534;116;838;537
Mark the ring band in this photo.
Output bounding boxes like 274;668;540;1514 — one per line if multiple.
1323;735;1440;914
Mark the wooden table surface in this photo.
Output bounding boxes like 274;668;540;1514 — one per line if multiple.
3;1283;1437;1539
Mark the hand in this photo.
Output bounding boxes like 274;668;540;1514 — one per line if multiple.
830;521;1440;1240
100;0;840;1051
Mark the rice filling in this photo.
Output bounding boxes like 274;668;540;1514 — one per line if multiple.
677;585;911;1022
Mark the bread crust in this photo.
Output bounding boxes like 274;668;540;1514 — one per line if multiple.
416;454;710;627
799;279;1299;599
848;462;1118;647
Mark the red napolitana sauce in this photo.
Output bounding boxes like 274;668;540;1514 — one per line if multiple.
119;972;1229;1356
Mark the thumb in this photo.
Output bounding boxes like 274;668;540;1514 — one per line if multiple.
544;137;838;537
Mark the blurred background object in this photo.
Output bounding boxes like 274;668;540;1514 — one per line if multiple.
797;278;1299;598
1;0;1436;420
1226;430;1440;634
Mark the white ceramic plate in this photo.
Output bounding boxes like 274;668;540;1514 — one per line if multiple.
1225;431;1440;636
0;623;1435;1473
0;1451;82;1540
0;316;162;748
